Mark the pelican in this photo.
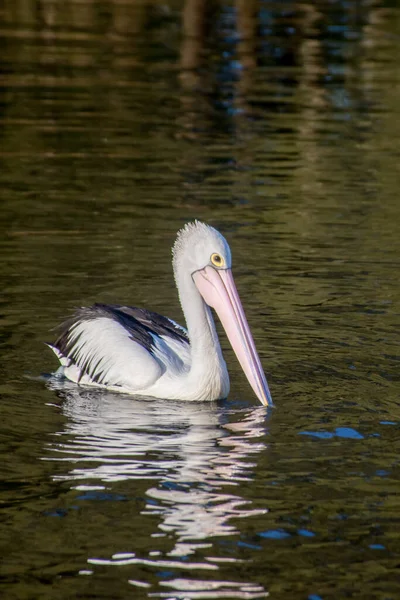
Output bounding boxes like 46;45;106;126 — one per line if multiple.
48;221;273;406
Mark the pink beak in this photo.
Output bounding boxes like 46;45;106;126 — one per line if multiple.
193;266;273;407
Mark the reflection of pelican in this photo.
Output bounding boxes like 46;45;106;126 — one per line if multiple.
48;221;273;406
46;385;269;543
46;385;270;598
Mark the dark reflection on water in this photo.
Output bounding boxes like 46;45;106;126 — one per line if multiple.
1;0;400;598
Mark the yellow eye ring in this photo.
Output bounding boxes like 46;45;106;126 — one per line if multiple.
211;253;225;268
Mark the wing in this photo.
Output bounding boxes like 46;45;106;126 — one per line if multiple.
48;304;190;391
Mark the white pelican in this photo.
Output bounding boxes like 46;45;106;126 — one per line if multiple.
48;221;273;406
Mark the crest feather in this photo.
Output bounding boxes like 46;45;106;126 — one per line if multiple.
172;220;216;258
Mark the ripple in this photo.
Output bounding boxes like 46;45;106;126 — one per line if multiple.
151;577;269;599
88;555;219;571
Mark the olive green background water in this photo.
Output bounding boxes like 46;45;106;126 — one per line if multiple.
1;1;399;599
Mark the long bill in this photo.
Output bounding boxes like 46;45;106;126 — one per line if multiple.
193;266;274;407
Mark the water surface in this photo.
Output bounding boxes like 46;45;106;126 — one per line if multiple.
1;1;400;599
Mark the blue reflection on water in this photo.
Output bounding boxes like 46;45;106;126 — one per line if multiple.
258;529;291;540
375;470;390;477
77;491;127;501
335;427;364;439
299;427;364;440
237;541;262;551
298;529;316;538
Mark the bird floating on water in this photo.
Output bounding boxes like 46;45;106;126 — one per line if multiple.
48;221;273;406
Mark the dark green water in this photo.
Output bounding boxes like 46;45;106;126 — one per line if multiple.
1;1;400;598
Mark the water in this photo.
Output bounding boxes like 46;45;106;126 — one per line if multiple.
1;0;400;598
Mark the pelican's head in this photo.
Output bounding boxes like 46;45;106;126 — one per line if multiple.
173;220;231;274
172;221;273;408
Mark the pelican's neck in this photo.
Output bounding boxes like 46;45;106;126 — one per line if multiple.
177;270;221;361
174;263;229;398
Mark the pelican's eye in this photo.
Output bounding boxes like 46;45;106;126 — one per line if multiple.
211;253;225;268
